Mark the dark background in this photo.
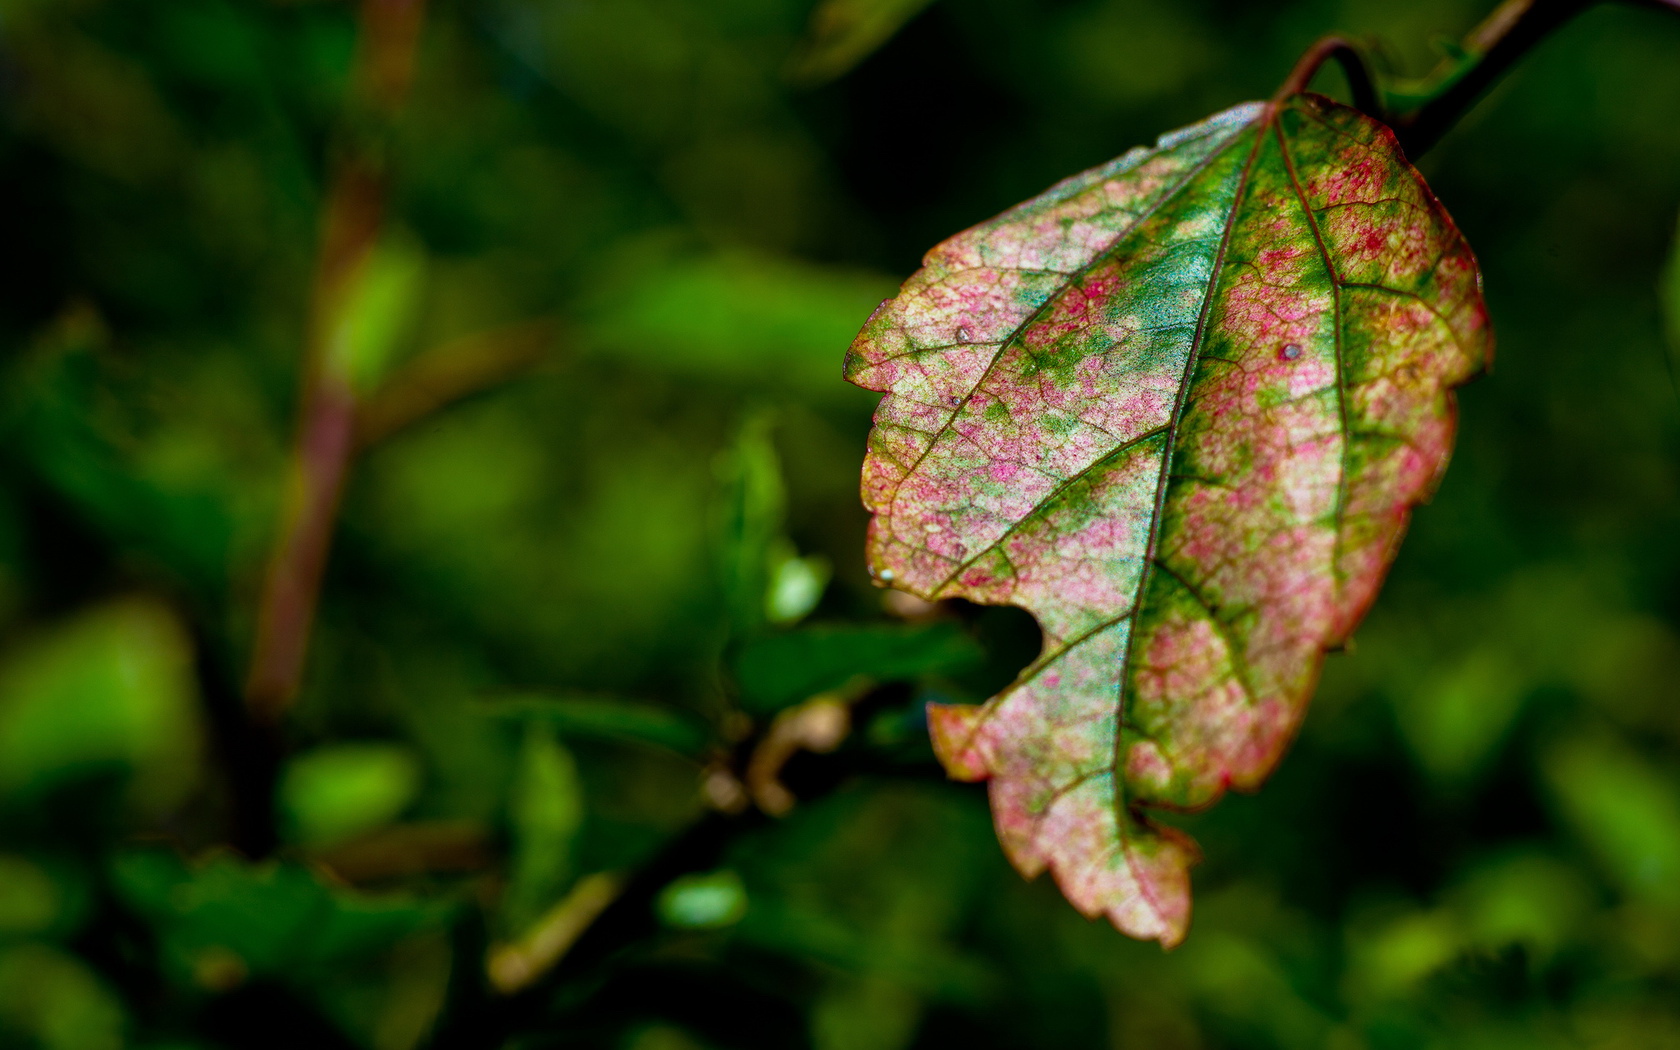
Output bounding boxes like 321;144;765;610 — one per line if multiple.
0;0;1678;1047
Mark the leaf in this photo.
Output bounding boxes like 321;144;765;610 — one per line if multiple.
484;695;712;758
786;0;939;85
1662;208;1680;404
1543;733;1680;910
279;743;424;848
323;231;428;396
0;943;126;1050
716;412;791;634
111;850;448;984
587;249;894;402
716;412;834;633
733;621;982;715
845;95;1490;946
0;599;203;820
502;722;585;934
657;869;748;930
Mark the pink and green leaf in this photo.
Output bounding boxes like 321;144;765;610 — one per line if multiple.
845;94;1490;948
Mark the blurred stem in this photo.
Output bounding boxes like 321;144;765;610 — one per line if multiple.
245;0;426;728
1388;0;1593;157
1387;0;1679;157
353;318;558;449
1285;0;1679;159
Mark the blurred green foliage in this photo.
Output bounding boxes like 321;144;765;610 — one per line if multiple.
0;0;1677;1048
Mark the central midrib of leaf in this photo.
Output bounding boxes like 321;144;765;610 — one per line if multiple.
1100;108;1273;889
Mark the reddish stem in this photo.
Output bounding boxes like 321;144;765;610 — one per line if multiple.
1274;36;1381;117
244;0;426;727
246;383;357;723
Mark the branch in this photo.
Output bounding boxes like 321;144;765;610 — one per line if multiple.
428;684;940;1046
1389;0;1594;157
244;0;427;728
1282;0;1680;160
353;318;558;449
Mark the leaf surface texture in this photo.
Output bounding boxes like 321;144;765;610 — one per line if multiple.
845;94;1490;946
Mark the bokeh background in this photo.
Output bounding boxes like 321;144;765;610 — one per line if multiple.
1;0;1679;1047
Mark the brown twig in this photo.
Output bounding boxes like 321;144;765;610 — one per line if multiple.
245;0;427;727
353;318;558;449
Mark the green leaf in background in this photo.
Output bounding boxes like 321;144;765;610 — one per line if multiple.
503;722;586;933
1663;208;1680;402
787;0;941;84
1343;907;1461;1003
0;857;61;938
733;621;982;715
279;743;424;849
5;312;246;593
1336;851;1595;1010
112;850;448;985
0;600;201;819
0;943;126;1050
624;1025;710;1050
733;784;993;1035
587;250;894;402
1543;733;1680;911
1447;851;1592;961
1392;648;1526;789
717;413;789;635
657;870;749;930
484;695;711;758
322;232;429;396
112;850;452;1047
715;411;834;633
766;549;832;626
812;975;921;1050
0;855;87;941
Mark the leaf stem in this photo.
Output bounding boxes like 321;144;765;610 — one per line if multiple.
1274;36;1382;118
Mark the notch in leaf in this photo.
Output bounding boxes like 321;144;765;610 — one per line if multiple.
845;90;1490;946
